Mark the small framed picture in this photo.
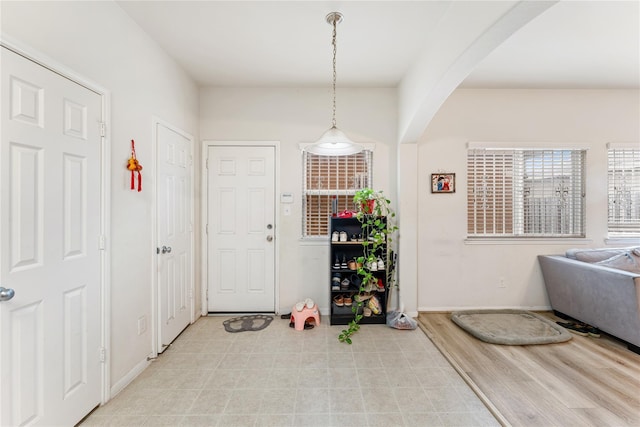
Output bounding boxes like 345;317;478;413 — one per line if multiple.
431;173;455;193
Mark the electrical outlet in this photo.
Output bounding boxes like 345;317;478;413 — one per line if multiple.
498;277;506;288
137;316;147;335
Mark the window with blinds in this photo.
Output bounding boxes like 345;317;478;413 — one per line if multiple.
303;151;372;237
467;148;586;238
608;146;640;236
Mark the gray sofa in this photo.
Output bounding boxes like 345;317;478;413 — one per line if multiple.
538;247;640;353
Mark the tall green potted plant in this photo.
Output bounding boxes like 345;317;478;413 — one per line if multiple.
338;188;398;344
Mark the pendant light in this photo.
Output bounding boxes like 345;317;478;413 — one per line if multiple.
305;12;363;156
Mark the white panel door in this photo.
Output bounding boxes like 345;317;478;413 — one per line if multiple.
207;146;275;312
156;123;193;351
0;47;102;426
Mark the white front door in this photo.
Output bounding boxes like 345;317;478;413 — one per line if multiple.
0;46;102;426
207;145;275;312
156;122;193;351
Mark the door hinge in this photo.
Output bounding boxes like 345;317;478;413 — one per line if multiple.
98;235;106;250
205;158;208;169
206;224;208;234
99;122;106;137
99;347;106;363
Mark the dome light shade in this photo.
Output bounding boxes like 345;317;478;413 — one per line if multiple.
306;126;363;156
304;12;363;156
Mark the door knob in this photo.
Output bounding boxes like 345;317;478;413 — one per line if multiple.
0;287;15;302
266;235;273;242
161;246;172;254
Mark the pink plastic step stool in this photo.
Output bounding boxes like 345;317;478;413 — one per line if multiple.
290;304;320;331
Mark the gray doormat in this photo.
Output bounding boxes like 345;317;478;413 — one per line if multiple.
451;309;571;345
223;315;273;333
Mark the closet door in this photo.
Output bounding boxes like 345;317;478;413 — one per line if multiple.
0;46;102;426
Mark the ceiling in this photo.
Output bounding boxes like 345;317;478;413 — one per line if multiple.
117;1;639;90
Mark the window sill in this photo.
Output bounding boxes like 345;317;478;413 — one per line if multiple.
605;237;640;245
299;237;329;246
464;237;593;245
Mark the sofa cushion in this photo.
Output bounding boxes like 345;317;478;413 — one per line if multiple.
595;251;640;274
566;247;637;263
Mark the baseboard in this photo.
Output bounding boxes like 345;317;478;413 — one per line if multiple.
109;356;152;399
283;307;416;318
418;305;551;313
278;307;416;319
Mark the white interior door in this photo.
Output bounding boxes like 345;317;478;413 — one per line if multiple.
156;122;193;351
207;145;275;312
0;46;102;426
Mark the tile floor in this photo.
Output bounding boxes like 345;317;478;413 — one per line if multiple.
81;315;499;427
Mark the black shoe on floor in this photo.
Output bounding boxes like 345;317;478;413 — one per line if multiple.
577;323;601;338
556;321;590;337
289;321;314;330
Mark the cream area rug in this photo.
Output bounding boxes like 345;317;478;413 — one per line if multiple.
451;309;572;345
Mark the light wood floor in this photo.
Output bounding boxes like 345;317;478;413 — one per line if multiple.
418;312;640;427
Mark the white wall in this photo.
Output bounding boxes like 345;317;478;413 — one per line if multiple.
416;88;640;311
1;1;199;391
200;87;397;314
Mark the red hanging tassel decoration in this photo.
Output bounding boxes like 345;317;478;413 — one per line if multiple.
127;139;143;192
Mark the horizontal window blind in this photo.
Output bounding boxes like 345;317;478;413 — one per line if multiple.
467;150;514;235
468;148;585;238
608;147;640;235
303;151;372;237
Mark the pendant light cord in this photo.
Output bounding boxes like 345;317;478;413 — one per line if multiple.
304;12;362;155
331;16;337;128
